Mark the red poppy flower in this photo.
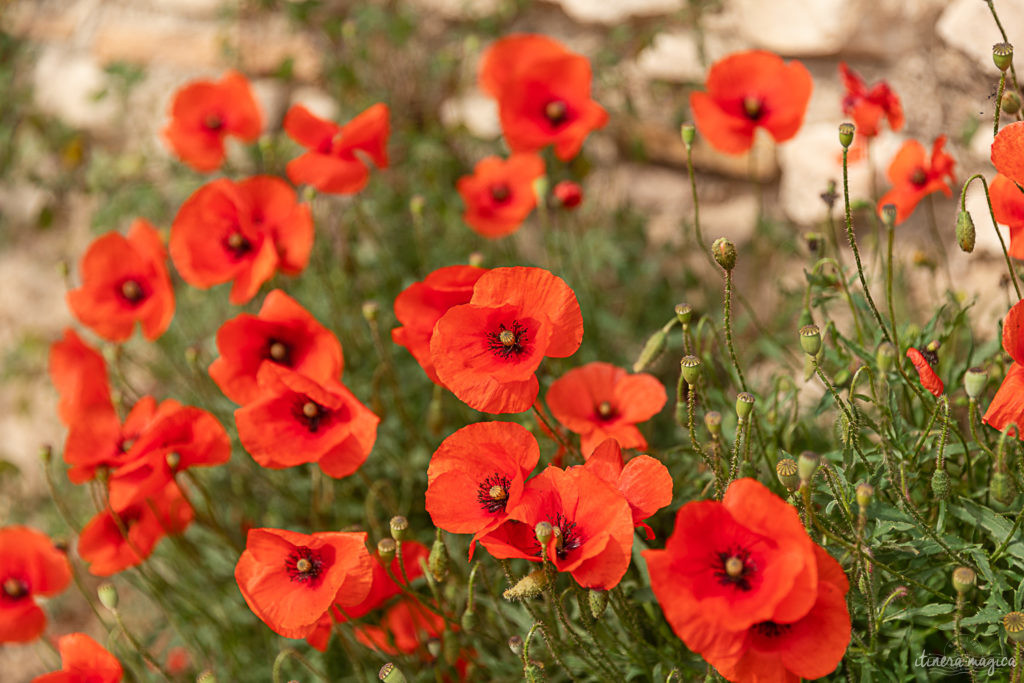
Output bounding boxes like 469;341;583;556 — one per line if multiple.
426;422;540;556
235;365;378;478
876;136;956;225
430;267;583;414
284;103;389;195
479;34;608;161
643;478;820;660
49;328;115;428
209;289;344;404
78;480;194;577
32;633;123;683
235;528;373;638
992;121;1024;187
0;526;71;643
553;180;583;209
67;219;175;342
169;176;314;305
482;466;634;589
582;439;673;540
546;361;667;456
838;62;903;138
906;347;944;397
992;173;1024;260
457;154;545;238
689;50;813;155
163;70;262;173
392;265;487;385
354;599;446;655
984;299;1024;436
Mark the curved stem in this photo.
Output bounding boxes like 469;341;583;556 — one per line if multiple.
960;173;1022;300
272;648;327;683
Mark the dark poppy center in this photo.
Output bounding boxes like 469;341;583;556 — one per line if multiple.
225;231;252;259
267;339;291;365
544;99;569;127
596;401;616;421
477;473;511;514
742;96;763;121
204;114;224;132
294;397;328;433
490;183;512;203
2;577;28;600
286;547;325;584
551;513;582;561
119;279;145;304
713;547;756;591
910;168;927;187
487;320;529;360
753;621;792;639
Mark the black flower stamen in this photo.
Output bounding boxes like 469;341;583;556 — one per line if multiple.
486;320;529;360
285;547;324;584
294;397;328;433
713;546;756;591
477;473;512;514
753;621;792;638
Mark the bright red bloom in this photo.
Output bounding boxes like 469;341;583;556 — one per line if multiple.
392;265;487;385
546;361;667;456
689;50;812;155
984;299;1024;436
49;327;115;427
480;34;608;161
457;154;545;238
284;103;389;194
992;121;1024;187
426;422;540;556
235;528;373;639
582;439;672;540
877;136;956;225
169;176;314;305
838;62;903;138
906;347;944;397
67;219;175;342
0;527;71;643
643;478;820;662
33;633;123;683
78;480;194;576
355;599;446;655
209;289;343;404
430;267;583;414
235;365;378;478
163;70;262;173
482;466;634;589
553;180;583;209
991;173;1024;260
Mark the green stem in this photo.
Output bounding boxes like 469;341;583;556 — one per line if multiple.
272;648;327;683
885;222;901;356
723;269;748;392
986;0;1022;94
996;71;1008;137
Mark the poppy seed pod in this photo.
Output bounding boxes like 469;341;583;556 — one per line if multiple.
736;392;755;420
952;566;976;595
377;538;397;564
776;458;800;492
675;303;693;325
712;237;737;271
535;521;553;546
97;582;118;611
1004;612;1024;643
799;324;822;356
838;122;855;149
1003;91;1022;115
964;367;988;400
704;411;722;437
956;210;976;253
681;356;702;386
389;516;409;542
379;662;408;683
880;203;897;228
993;43;1014;72
680;122;696;149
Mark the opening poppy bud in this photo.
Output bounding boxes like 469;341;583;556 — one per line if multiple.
992;470;1014;504
931;468;950;501
98;582;119;611
1003;91;1022;115
952;566;976;594
389;516;409;541
704;411;722;437
965;366;988;399
461;607;476;631
876;342;896;373
589;589;609;619
379;662;408;683
797;450;819;484
956;209;976;253
675;303;692;325
736;392;755;420
680;355;702;386
197;672;217;683
776;458;799;491
377;538;397;564
535;521;553;546
503;568;548;601
993;42;1014;72
712;237;737;271
856;482;874;512
508;636;524;655
361;301;379;323
633;322;671;372
428;532;450;582
799;324;822;356
838;122;855;149
881;203;897;228
165;451;180;470
1005;612;1024;643
553;180;583;209
680;122;696;149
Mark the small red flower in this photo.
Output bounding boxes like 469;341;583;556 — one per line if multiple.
284;103;389;195
582;439;673;540
984;299;1024;436
546;361;667;456
163;70;262;173
66;219;175;342
689;50;813;155
430;267;583;414
838;62;903;138
32;633;123;683
426;422;540;557
906;347;944;397
553;180;583;209
78;480;194;577
49;328;115;427
480;34;609;161
456;154;545;238
354;599;446;656
392;265;487;385
235;365;378;478
169;176;313;305
991;173;1024;260
209;289;344;404
992;121;1024;187
876;136;956;225
0;526;72;643
235;528;373;638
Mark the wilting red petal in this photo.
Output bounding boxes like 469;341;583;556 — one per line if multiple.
906;347;944;396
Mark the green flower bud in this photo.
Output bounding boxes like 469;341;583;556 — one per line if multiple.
799;324;822;356
1004;612;1024;643
98;582;118;611
956;210;976;253
680;355;702;386
428;532;449;582
1003;91;1022;115
680;122;696;149
704;411;722;437
736;392;755;420
992;471;1014;504
712;237;737;271
881;203;897;228
931;468;950;501
633;323;671;372
589;589;609;619
797;451;820;485
674;303;693;325
776;458;800;492
503;569;548;601
461;607;476;631
856;483;874;512
377;538;397;565
965;366;988;400
535;521;553;547
409;194;425;217
994;42;1014;72
361;301;379;322
838;122;855;149
952;566;976;595
379;662;408;683
389;516;409;542
876;342;896;373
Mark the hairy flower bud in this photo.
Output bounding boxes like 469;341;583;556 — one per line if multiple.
633;322;671;372
956;210;976;253
589;589;609;619
428;532;449;582
876;342;896;373
965;367;988;400
931;468;950;501
712;237;737;271
503;569;548;601
992;471;1014;504
856;482;874;512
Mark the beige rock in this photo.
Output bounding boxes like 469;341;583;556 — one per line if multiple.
727;0;865;56
547;0;684;25
407;0;503;20
289;86;338;123
92;12;223;69
440;91;501;139
33;46;119;131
